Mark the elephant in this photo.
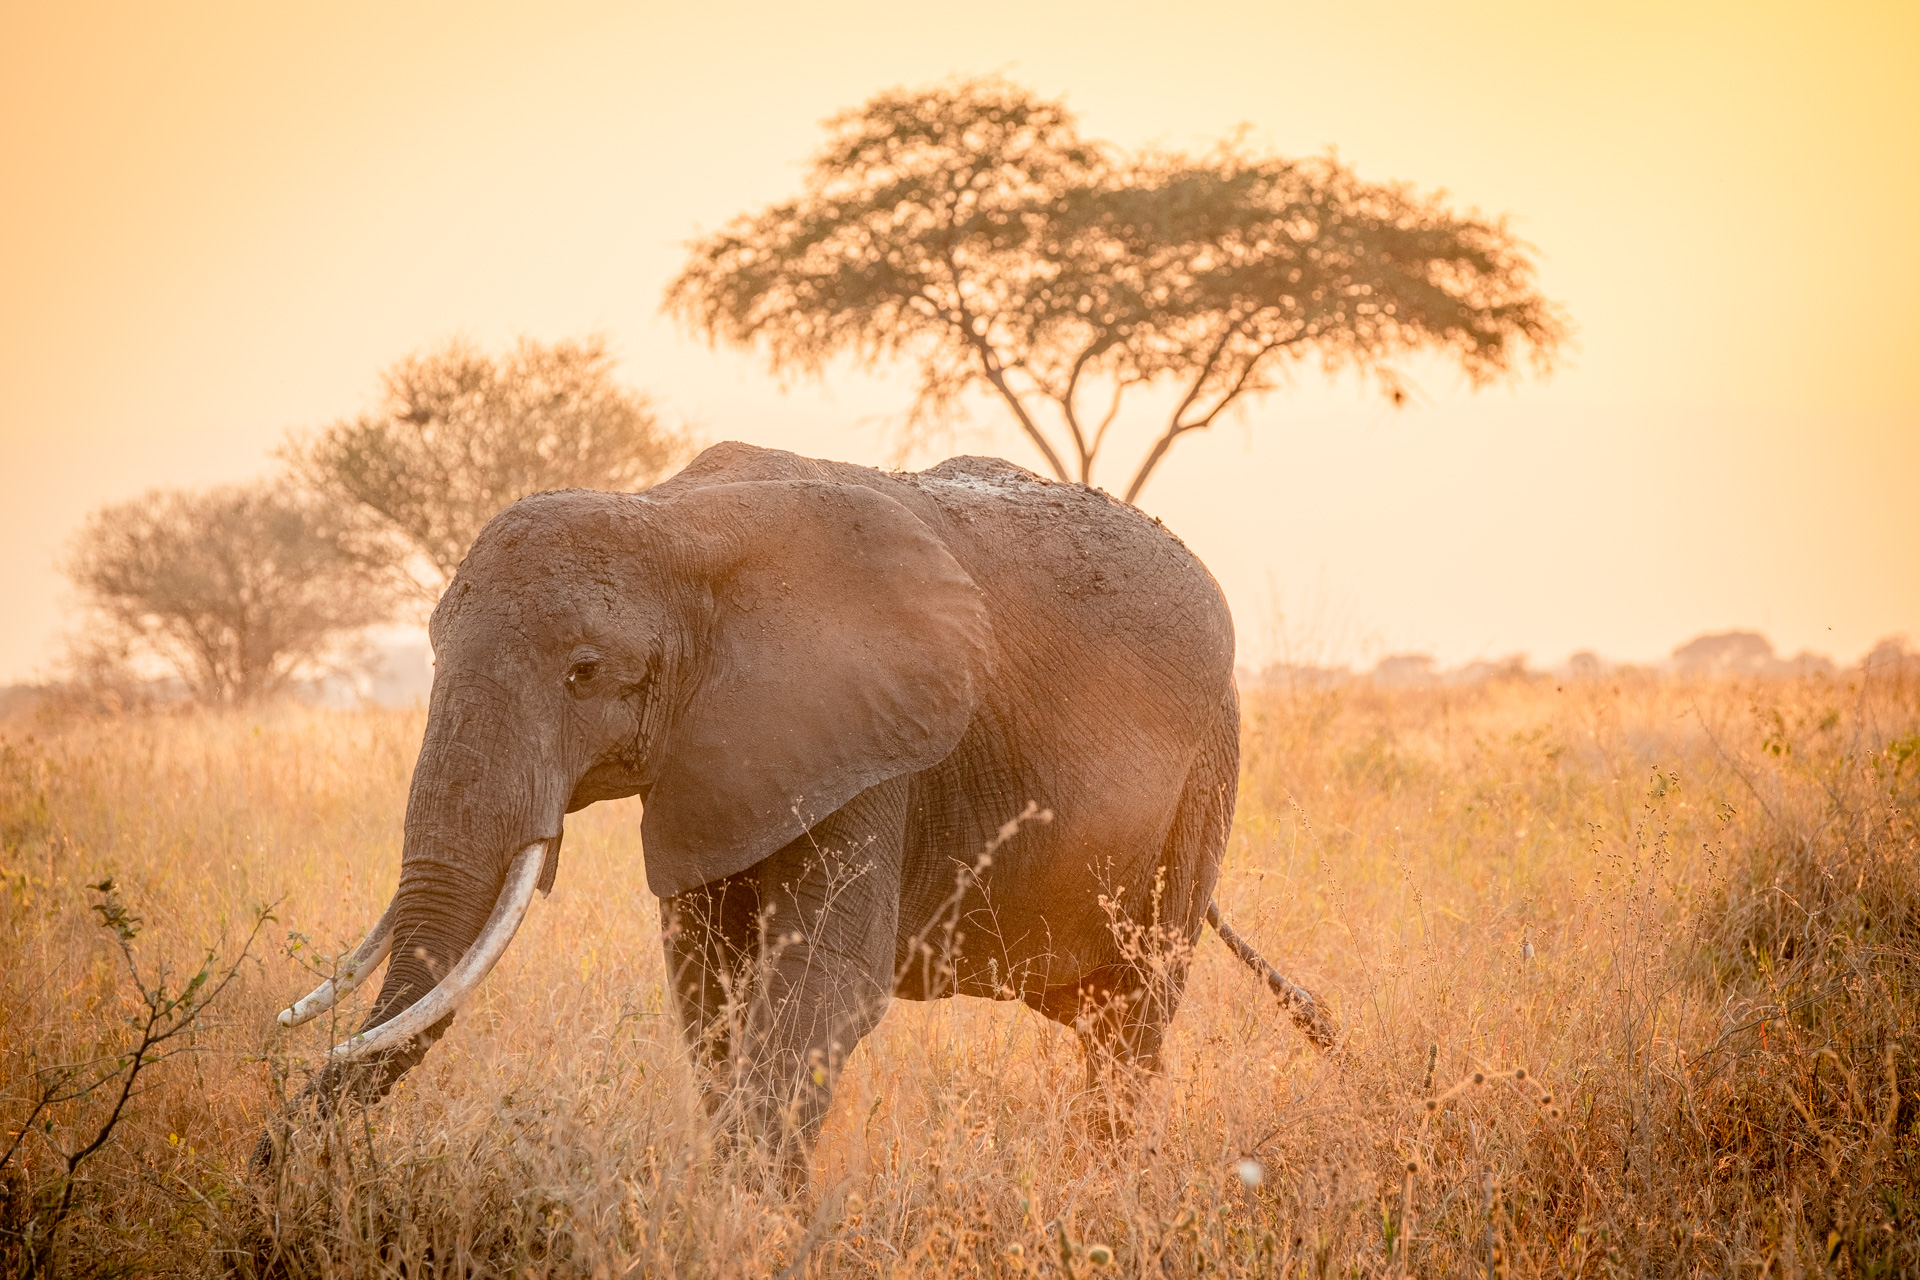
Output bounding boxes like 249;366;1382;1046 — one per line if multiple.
263;442;1334;1180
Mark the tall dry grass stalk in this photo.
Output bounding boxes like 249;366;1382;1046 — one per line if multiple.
2;666;1914;1276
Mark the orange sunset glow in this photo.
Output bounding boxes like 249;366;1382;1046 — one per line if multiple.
3;0;1915;682
5;6;1920;1273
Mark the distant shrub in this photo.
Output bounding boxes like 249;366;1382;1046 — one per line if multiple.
63;480;402;705
286;335;686;596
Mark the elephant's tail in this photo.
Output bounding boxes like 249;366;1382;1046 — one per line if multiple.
1205;900;1341;1051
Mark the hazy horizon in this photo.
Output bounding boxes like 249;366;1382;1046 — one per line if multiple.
4;0;1916;684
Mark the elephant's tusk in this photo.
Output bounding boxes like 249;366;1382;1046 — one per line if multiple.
323;841;546;1063
278;896;400;1028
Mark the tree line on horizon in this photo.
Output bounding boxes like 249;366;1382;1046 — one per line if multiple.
1255;631;1919;694
60;77;1565;706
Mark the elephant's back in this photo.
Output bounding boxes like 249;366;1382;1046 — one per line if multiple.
904;455;1234;700
651;442;1235;698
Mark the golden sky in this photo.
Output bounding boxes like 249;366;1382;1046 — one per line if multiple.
2;0;1916;681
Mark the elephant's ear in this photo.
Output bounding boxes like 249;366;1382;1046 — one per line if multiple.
639;480;990;899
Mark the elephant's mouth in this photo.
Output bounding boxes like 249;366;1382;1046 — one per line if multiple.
568;761;651;811
277;840;548;1060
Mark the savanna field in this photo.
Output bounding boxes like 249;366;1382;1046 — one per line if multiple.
2;667;1916;1277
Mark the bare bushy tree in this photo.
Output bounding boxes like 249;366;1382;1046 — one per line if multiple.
0;878;272;1274
668;77;1570;501
64;481;400;705
287;335;685;591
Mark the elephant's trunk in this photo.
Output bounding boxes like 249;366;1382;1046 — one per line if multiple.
329;841;545;1060
318;674;566;1075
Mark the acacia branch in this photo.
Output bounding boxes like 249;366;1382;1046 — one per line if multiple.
968;337;1071;484
1182;328;1310;432
1087;376;1132;468
1164;321;1242;437
1054;341;1107;482
935;249;1071;482
1122;326;1309;504
1120;321;1242;504
1121;424;1199;506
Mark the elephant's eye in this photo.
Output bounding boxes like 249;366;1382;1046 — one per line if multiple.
566;660;599;693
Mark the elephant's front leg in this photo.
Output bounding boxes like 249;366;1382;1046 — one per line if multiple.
660;871;761;1111
740;777;906;1181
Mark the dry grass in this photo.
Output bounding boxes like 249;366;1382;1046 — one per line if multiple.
2;667;1916;1276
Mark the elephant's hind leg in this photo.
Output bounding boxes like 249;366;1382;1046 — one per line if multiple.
1031;961;1179;1142
1041;692;1240;1140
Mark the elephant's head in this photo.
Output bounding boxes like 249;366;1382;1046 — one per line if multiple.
277;475;991;1072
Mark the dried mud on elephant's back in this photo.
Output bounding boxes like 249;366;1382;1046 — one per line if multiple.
3;670;1918;1276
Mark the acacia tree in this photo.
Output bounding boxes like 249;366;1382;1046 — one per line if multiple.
288;335;683;590
65;482;400;704
667;78;1570;502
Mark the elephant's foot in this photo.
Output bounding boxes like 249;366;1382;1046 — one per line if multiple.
737;1062;834;1194
1073;1050;1163;1145
700;1111;815;1199
1032;964;1176;1147
686;1050;827;1196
